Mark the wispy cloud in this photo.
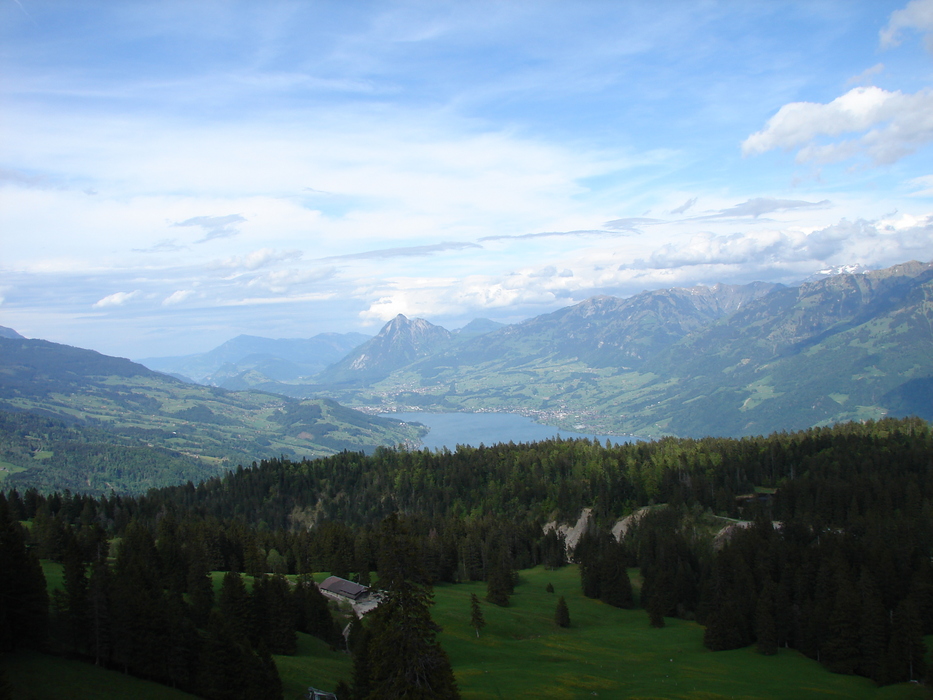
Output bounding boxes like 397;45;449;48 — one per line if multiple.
2;1;932;357
880;0;933;51
162;290;193;306
133;239;188;253
602;218;663;232
670;197;697;215
481;229;622;241
172;214;246;243
93;291;141;308
322;241;482;261
216;248;302;271
691;198;832;220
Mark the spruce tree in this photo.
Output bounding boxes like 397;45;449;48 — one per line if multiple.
218;570;251;643
0;499;49;652
647;591;665;629
365;514;459;699
555;596;570;628
599;541;634;609
470;593;486;638
350;620;374;700
59;527;90;654
485;564;511;607
755;578;777;656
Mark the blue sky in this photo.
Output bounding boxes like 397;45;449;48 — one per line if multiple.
2;0;932;358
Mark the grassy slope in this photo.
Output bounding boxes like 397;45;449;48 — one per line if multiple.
20;563;933;700
1;651;199;700
273;564;933;700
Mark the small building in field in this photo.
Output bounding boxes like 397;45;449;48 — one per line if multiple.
306;686;337;700
318;575;369;602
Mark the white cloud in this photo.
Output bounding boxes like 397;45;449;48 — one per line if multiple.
846;63;885;86
880;0;933;50
215;248;302;271
93;291;140;308
162;290;193;306
742;86;933;166
173;214;247;242
909;174;933;196
670;197;697;215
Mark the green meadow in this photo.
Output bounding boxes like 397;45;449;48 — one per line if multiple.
272;564;933;700
11;563;932;700
428;565;932;700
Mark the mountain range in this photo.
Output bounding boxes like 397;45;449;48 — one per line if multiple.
0;335;424;494
309;260;933;438
2;259;930;495
140;331;371;385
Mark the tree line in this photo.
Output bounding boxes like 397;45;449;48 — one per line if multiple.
2;416;931;696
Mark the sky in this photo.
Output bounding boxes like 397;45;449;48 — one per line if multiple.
2;0;933;359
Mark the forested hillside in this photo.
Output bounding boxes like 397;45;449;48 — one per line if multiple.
0;336;425;494
3;417;931;697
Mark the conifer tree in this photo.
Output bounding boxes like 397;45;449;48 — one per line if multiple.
755;578;777;656
886;597;926;683
218;570;252;643
822;574;861;674
294;573;340;646
264;573;297;655
555;596;570;628
647;591;665;629
351;621;374;700
365;514;459;699
470;593;486;638
485;565;511;607
334;680;352;700
599;541;634;609
858;570;888;683
187;553;215;628
0;663;12;700
0;499;49;651
87;553;112;666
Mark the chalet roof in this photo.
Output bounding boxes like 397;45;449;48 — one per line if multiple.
319;575;368;600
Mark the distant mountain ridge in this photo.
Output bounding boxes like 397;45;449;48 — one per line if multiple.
314;260;933;438
139;331;371;385
316;314;454;385
0;336;424;494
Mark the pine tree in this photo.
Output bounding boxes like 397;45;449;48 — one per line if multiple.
351;621;374;700
857;570;888;683
485;563;511;607
755;578;777;656
199;611;247;700
187;553;215;628
87;555;112;666
294;573;340;646
0;663;13;700
0;499;49;652
218;570;252;643
555;596;570;628
470;593;486;638
365;514;459;699
263;573;297;655
58;527;90;654
886;597;926;683
647;591;665;629
599;541;634;609
334;680;352;700
821;574;861;674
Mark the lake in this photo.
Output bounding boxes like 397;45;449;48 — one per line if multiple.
380;411;641;451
